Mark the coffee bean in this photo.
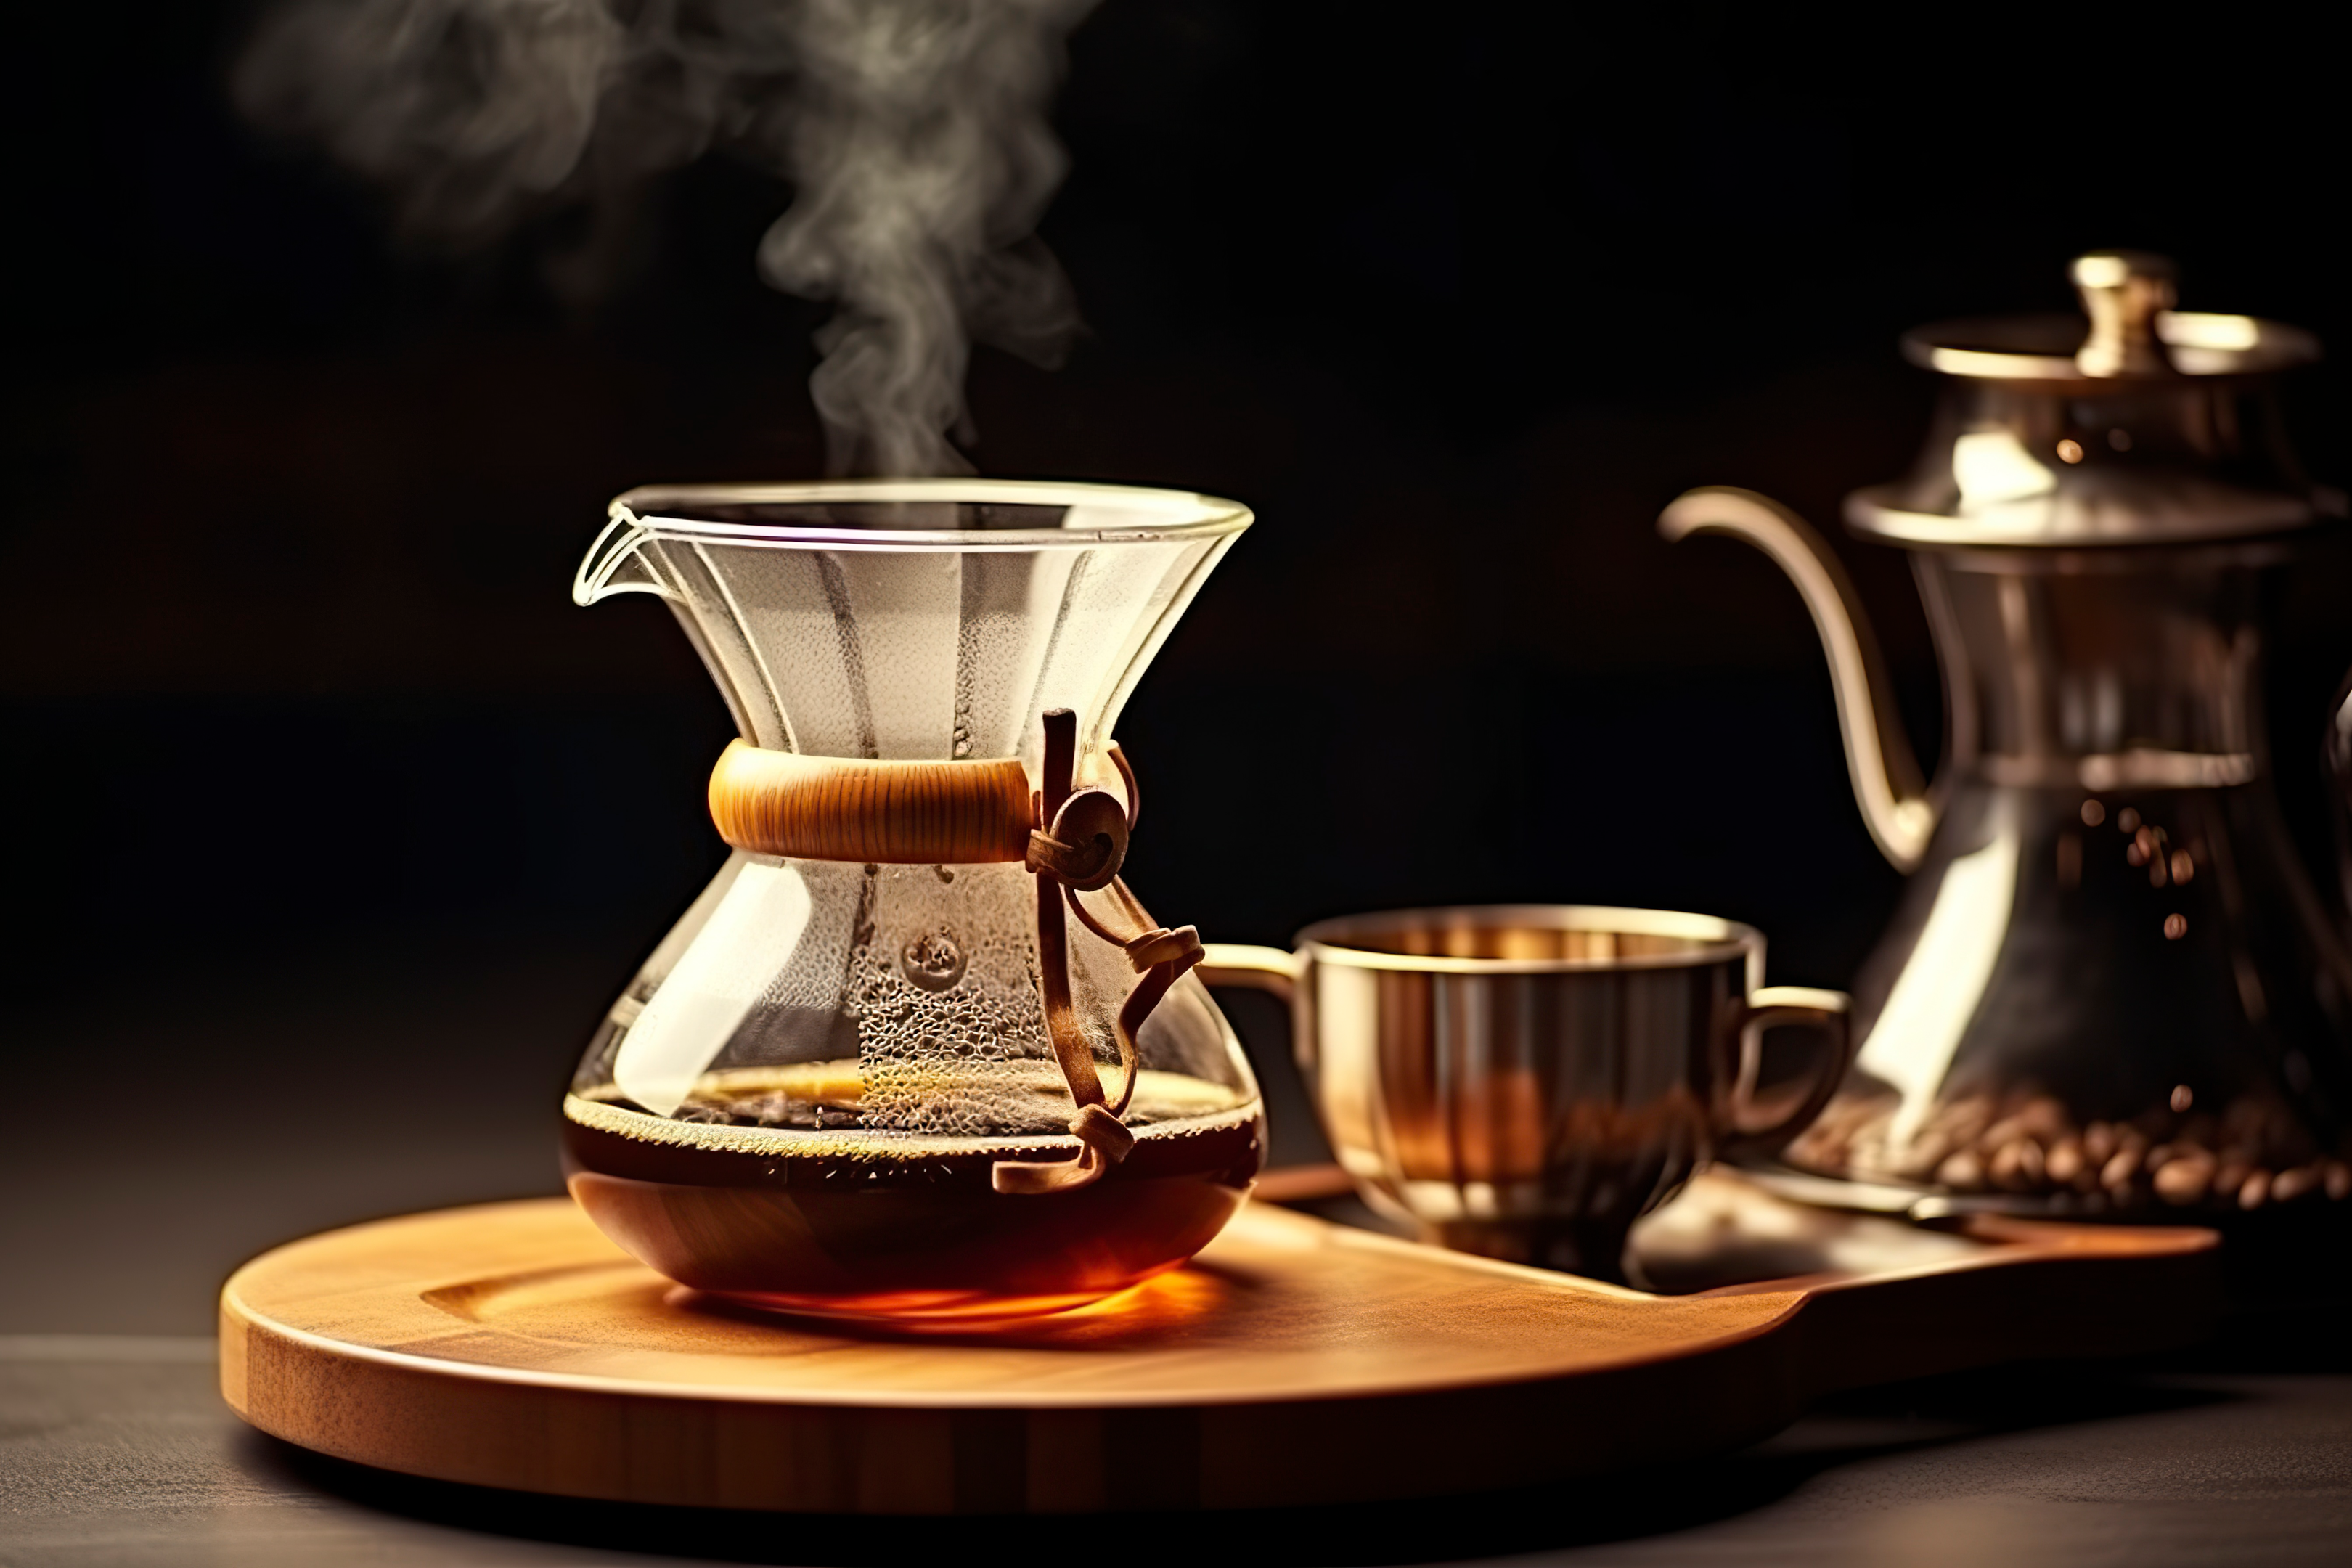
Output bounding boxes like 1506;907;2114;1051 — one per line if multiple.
1797;1085;2341;1212
1895;1130;1951;1182
2051;1132;2088;1185
1978;1116;2027;1153
1935;1095;1996;1141
1788;1130;1841;1168
2017;1098;2068;1140
2271;1164;2320;1203
1990;1138;2046;1190
2154;1155;2215;1205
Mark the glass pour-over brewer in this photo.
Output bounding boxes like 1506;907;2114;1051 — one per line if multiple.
560;482;1264;1321
1662;253;2352;1217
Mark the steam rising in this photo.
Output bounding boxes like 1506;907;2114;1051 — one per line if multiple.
237;0;1097;475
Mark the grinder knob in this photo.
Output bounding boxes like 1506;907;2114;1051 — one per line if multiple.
2072;249;2178;377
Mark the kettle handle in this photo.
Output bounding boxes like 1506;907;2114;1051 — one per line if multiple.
1659;487;1936;872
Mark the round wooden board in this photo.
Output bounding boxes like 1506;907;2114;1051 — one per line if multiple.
219;1191;2218;1513
221;1197;1814;1511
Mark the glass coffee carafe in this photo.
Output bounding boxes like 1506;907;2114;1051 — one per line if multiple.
560;481;1264;1321
1663;253;2352;1218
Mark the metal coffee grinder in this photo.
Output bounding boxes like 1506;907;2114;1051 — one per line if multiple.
1662;252;2352;1219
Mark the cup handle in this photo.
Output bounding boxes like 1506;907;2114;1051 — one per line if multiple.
1195;944;1356;1201
1196;943;1312;1075
1721;984;1853;1159
1196;944;1301;1006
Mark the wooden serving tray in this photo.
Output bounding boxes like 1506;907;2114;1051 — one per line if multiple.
219;1175;2218;1514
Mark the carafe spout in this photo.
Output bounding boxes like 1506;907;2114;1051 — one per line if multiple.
1660;487;1935;871
571;505;671;607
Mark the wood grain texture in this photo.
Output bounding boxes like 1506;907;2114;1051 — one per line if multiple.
219;1192;2219;1514
706;741;1033;864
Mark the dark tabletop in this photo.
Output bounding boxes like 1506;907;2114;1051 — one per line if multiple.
5;932;2348;1567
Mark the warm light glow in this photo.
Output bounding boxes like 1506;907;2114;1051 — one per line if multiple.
1953;429;2058;508
617;861;814;1116
2072;253;2133;290
2160;310;2261;351
1924;346;2075;378
1855;824;2021;1148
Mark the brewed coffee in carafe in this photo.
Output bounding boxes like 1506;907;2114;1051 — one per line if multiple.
561;482;1264;1321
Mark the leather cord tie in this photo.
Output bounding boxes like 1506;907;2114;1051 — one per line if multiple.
992;709;1191;1196
703;709;1185;1196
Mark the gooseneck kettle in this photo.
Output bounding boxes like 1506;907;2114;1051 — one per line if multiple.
1662;253;2352;1217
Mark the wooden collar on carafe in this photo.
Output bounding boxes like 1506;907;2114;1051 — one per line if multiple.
704;709;1204;1195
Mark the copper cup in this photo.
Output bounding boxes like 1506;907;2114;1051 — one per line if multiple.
1201;905;1851;1283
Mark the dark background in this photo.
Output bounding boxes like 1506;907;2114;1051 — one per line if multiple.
8;1;2351;1331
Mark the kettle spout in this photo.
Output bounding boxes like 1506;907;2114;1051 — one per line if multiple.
1660;486;1936;872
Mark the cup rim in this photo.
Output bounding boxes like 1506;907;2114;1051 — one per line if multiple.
606;479;1254;552
1295;903;1762;975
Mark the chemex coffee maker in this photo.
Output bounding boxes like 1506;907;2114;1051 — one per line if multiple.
560;483;1265;1323
1662;252;2352;1217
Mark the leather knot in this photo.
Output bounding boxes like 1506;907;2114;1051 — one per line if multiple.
990;1104;1139;1195
1024;786;1129;891
1124;924;1203;975
1069;1101;1138;1162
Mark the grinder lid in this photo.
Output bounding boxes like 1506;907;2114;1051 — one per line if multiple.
1847;251;2340;548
